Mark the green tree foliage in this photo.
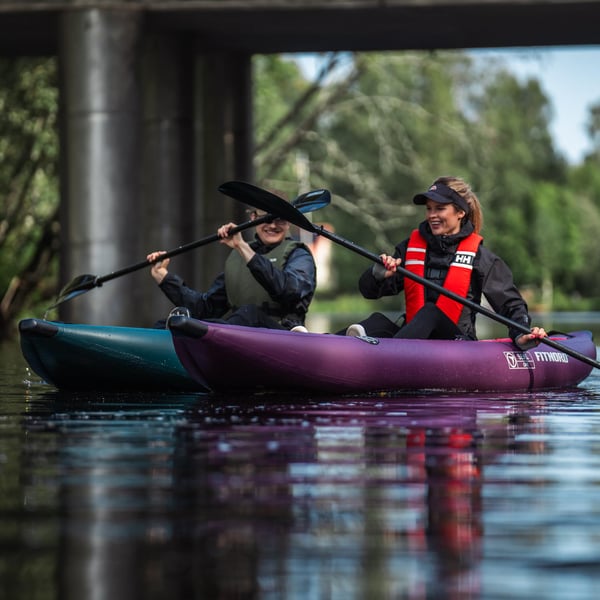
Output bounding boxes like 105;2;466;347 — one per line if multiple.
467;71;569;285
585;101;600;159
313;52;477;291
254;51;585;309
566;116;600;305
0;57;59;337
253;54;310;187
528;182;582;308
254;53;364;199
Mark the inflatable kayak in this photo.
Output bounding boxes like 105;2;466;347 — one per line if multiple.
168;316;597;394
19;318;206;392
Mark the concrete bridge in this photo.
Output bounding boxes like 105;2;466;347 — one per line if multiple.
1;1;598;325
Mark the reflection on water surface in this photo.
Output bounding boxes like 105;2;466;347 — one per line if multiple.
2;332;600;599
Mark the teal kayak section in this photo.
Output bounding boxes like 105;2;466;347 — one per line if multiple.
19;319;206;392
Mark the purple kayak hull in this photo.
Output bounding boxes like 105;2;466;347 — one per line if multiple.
169;317;596;394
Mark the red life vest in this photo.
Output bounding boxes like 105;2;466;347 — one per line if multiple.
404;229;483;324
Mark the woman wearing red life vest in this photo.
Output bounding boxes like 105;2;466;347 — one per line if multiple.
344;176;547;349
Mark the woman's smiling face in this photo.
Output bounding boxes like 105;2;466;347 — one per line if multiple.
424;200;465;235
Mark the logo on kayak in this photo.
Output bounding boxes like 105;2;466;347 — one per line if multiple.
534;351;569;363
503;351;535;369
356;335;379;345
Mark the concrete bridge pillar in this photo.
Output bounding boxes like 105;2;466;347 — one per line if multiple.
192;51;254;293
58;8;143;325
138;34;195;323
57;9;253;326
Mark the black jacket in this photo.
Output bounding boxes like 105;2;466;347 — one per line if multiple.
159;235;316;324
358;220;531;341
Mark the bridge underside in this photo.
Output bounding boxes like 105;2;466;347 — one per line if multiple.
2;2;600;56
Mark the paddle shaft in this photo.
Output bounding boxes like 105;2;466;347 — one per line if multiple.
224;191;600;368
96;217;264;286
49;184;331;311
311;223;600;369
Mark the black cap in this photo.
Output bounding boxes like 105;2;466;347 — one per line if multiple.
413;183;469;213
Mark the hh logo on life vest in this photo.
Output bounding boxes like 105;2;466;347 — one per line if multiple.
452;252;475;267
504;351;535;369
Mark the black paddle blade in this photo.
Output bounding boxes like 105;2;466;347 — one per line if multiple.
219;181;320;232
47;274;99;309
218;181;286;208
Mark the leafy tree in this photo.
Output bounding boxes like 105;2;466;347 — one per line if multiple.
467;71;568;285
0;57;59;338
585;101;600;159
254;51;570;303
566;116;600;306
527;182;583;308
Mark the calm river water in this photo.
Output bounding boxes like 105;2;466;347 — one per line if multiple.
3;314;600;599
